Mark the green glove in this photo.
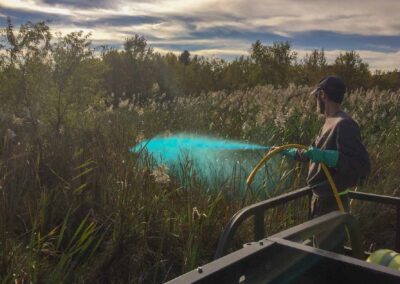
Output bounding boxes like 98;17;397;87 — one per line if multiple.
281;148;298;158
304;146;339;168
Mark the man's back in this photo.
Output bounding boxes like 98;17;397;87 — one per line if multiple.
307;110;371;196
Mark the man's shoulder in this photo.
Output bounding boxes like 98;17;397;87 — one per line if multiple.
335;110;353;120
334;111;359;128
332;112;362;137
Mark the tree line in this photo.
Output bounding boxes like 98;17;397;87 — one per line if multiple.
1;19;399;112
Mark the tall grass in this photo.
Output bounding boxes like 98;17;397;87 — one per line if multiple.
1;85;399;282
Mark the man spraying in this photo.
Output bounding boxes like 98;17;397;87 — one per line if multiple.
284;76;371;217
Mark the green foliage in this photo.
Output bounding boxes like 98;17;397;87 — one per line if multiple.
250;40;297;86
333;51;370;90
297;49;329;85
178;50;191;66
2;17;52;64
51;31;104;131
371;70;400;90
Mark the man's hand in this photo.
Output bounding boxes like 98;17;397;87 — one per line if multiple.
304;147;339;168
280;148;298;158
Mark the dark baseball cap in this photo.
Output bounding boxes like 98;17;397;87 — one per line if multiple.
311;76;346;103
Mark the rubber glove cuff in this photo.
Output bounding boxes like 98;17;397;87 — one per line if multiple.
281;148;298;158
304;146;339;168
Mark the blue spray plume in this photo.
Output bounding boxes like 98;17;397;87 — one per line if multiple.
131;134;284;195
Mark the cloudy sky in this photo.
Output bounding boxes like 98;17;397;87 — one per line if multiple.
1;0;400;70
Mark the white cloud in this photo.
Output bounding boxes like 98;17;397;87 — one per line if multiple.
117;0;207;15
199;0;400;36
124;21;190;39
50;25;123;42
3;0;400;37
356;50;400;71
1;0;72;15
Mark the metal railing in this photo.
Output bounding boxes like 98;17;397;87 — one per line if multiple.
349;191;400;251
214;187;400;259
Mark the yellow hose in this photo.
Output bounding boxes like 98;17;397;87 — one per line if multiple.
246;144;345;212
